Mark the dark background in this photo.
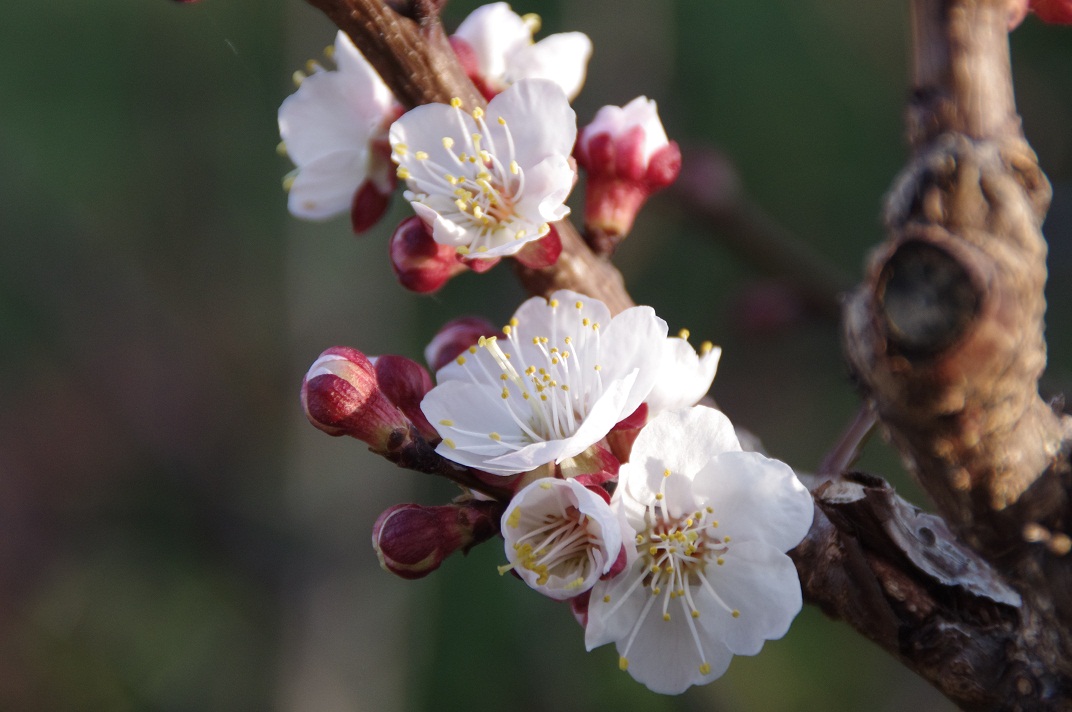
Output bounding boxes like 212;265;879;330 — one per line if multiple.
2;1;1070;710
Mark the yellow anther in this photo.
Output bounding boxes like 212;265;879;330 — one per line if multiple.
662;613;671;622
473;206;484;220
443;438;456;449
538;223;550;236
540;394;547;401
456;356;466;365
603;595;611;603
469;345;478;354
439;419;454;426
510;160;520;175
701;340;715;355
539;480;553;490
724;536;732;542
549;299;559;308
396;167;411;180
717;557;725;565
394;143;408;154
663;469;671;478
561;384;569;391
678;328;691;340
712;520;720;528
323;44;335;59
521;12;542;33
503;325;512;335
592;322;600;330
292;70;306;87
582;318;590;327
450;97;462;108
415;151;429;160
479;150;492;163
514;229;526;241
501;388;510;399
489;432;501;441
276;141;288;157
699;663;711;675
635;534;644;544
304;59;318;74
506;508;521;528
648;546;658;556
732;610;740;618
282;173;296;192
497;116;506;125
509;318;519;327
692;610;701;619
442;136;454;149
655;493;664;500
594;364;602;371
618;656;629;671
706;506;714;513
471;107;484;119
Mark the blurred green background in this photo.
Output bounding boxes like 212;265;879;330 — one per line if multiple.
2;0;1070;710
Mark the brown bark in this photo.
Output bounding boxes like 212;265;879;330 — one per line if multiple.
842;0;1072;704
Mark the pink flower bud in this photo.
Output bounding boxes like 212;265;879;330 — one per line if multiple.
389;217;466;293
373;355;436;440
1032;0;1072;22
576;97;682;242
448;36;497;101
372;500;501;579
424;316;501;372
301;346;412;453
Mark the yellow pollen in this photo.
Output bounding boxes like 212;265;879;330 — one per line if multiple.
442;136;454;149
712;521;720;528
509;318;519;327
276;141;288;157
603;595;611;603
304;59;318;74
701;341;715;355
700;663;711;675
582;318;590;326
706;506;714;513
540;395;548;401
506;508;521;528
503;325;512;335
724;536;732;542
514;229;526;241
469;346;478;354
456;246;470;255
498;116;506;125
692;610;701;619
489;432;501;441
510;160;520;175
564;336;572;344
394;143;408;154
473;206;484;220
618;656;629;671
480;150;492;163
592;322;600;330
549;299;559;308
323;44;335;59
443;438;456;449
291;70;306;87
450;97;462;108
678;328;691;340
538;223;550;236
282;174;296;192
539;481;553;490
662;613;671;622
414;151;429;160
501;388;510;399
594;364;601;371
444;174;457;184
635;534;644;544
438;419;454;426
655;493;664;500
732;610;741;618
396;167;410;180
471;107;484;119
648;546;658;555
456;356;466;365
521;12;542;33
717;557;725;565
663;469;671;478
652;587;661;595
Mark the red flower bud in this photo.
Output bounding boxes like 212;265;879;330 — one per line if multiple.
350;180;392;234
1032;0;1072;22
373;354;437;441
389;216;466;293
424;316;501;372
301;346;412;453
372;500;501;579
513;225;563;269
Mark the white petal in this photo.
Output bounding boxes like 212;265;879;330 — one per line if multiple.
593;306;668;418
504;32;593;100
512;154;575;223
420;380;527;474
696;540;803;656
692;449;814;553
489;79;577;169
287;150;366;220
645;339;721;416
453;2;531;87
330;32;395;121
581;96;670;165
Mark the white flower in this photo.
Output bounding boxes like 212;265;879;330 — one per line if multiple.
278;31;397;221
585;407;813;695
645;336;721;417
390;79;576;258
499;478;624;600
421;289;668;475
454;3;592;100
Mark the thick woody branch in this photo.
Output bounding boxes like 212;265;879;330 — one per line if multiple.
301;0;635;314
842;0;1072;696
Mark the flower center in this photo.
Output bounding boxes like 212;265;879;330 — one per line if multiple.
452;298;605;446
393;101;550;254
500;503;598;590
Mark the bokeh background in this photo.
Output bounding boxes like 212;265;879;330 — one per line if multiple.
2;0;1071;710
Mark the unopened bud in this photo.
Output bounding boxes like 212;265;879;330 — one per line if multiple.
389;216;466;293
374;354;436;440
1031;0;1072;22
424;316;500;372
301;346;412;453
576;97;681;245
448;36;496;101
372;500;501;579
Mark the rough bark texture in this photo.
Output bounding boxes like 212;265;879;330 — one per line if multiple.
300;0;1072;707
841;0;1072;705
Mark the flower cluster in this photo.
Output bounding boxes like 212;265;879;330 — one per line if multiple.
301;290;814;693
285;2;815;697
